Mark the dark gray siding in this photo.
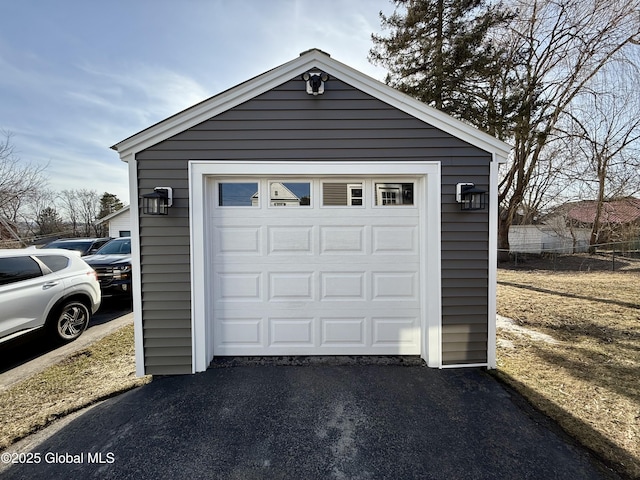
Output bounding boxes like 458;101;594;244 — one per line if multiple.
137;74;491;373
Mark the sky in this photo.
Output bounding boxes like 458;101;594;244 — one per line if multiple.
0;0;393;205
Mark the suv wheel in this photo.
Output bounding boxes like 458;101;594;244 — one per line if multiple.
48;300;90;342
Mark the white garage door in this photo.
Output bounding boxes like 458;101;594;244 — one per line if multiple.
210;177;422;356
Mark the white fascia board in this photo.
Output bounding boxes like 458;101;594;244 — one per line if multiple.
113;50;511;162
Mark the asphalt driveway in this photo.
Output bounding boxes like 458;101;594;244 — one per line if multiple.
1;365;618;480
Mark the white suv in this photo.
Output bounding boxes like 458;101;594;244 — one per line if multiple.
0;249;101;344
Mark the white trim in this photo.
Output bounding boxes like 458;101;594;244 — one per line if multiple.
113;50;511;162
126;154;145;377
487;159;500;369
188;160;442;372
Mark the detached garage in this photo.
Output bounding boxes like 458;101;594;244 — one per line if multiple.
112;49;510;376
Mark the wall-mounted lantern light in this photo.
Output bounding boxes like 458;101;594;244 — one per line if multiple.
142;187;173;215
456;183;487;211
302;71;329;95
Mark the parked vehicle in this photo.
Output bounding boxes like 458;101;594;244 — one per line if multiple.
83;237;132;297
43;237;112;256
0;249;101;344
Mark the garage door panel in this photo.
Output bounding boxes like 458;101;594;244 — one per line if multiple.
320;272;365;300
372;315;420;346
321;317;366;346
215;272;263;302
372;271;418;300
217;318;262;346
269;318;314;346
319;226;366;254
214;225;262;255
372;225;418;254
269;272;314;301
268;226;314;254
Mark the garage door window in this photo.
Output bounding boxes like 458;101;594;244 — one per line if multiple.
322;182;364;207
218;182;259;207
268;182;311;207
375;183;414;206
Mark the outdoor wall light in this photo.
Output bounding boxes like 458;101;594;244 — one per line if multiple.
302;71;329;95
456;183;487;211
142;187;173;215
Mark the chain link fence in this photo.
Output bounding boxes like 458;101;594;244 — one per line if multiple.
501;239;640;271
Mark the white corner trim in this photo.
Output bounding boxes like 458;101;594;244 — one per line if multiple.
188;160;442;372
487;159;500;369
126;154;145;377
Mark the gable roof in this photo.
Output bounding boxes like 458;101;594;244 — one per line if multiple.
112;48;511;162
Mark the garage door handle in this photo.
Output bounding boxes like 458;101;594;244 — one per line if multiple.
42;281;59;290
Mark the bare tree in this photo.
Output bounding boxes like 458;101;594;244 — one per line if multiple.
25;189;63;237
76;189;101;236
0;130;48;225
556;62;640;249
496;0;640;254
59;189;80;237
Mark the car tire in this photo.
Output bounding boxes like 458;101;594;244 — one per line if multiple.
47;300;90;343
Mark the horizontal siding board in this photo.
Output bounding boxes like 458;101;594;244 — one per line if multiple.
140;236;191;247
143;310;191;321
177;126;448;141
143;264;191;274
193;118;449;132
147;137;473;152
145;337;192;348
144;346;191;357
136;147;483;161
442;278;488;289
146;365;192;375
443;332;488;343
442;323;488;334
442;351;488;364
441;250;489;261
142;328;191;338
441;315;488;325
145;356;191;366
442;288;487;298
140;245;190;256
441;222;489;233
143;291;191;302
441;306;491;316
143;301;191;311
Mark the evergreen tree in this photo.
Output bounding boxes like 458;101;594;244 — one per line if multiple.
36;207;62;236
369;0;514;132
97;192;124;220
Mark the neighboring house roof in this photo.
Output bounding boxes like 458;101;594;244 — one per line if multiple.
566;198;640;224
95;205;131;225
111;48;511;163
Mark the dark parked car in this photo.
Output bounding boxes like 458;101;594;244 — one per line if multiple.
0;249;101;344
43;237;112;256
83;237;132;297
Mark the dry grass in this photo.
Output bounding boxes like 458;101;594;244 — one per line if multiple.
0;324;150;449
496;268;640;479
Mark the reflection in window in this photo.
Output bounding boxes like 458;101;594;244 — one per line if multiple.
375;183;414;206
269;182;310;207
218;183;259;206
323;183;363;206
